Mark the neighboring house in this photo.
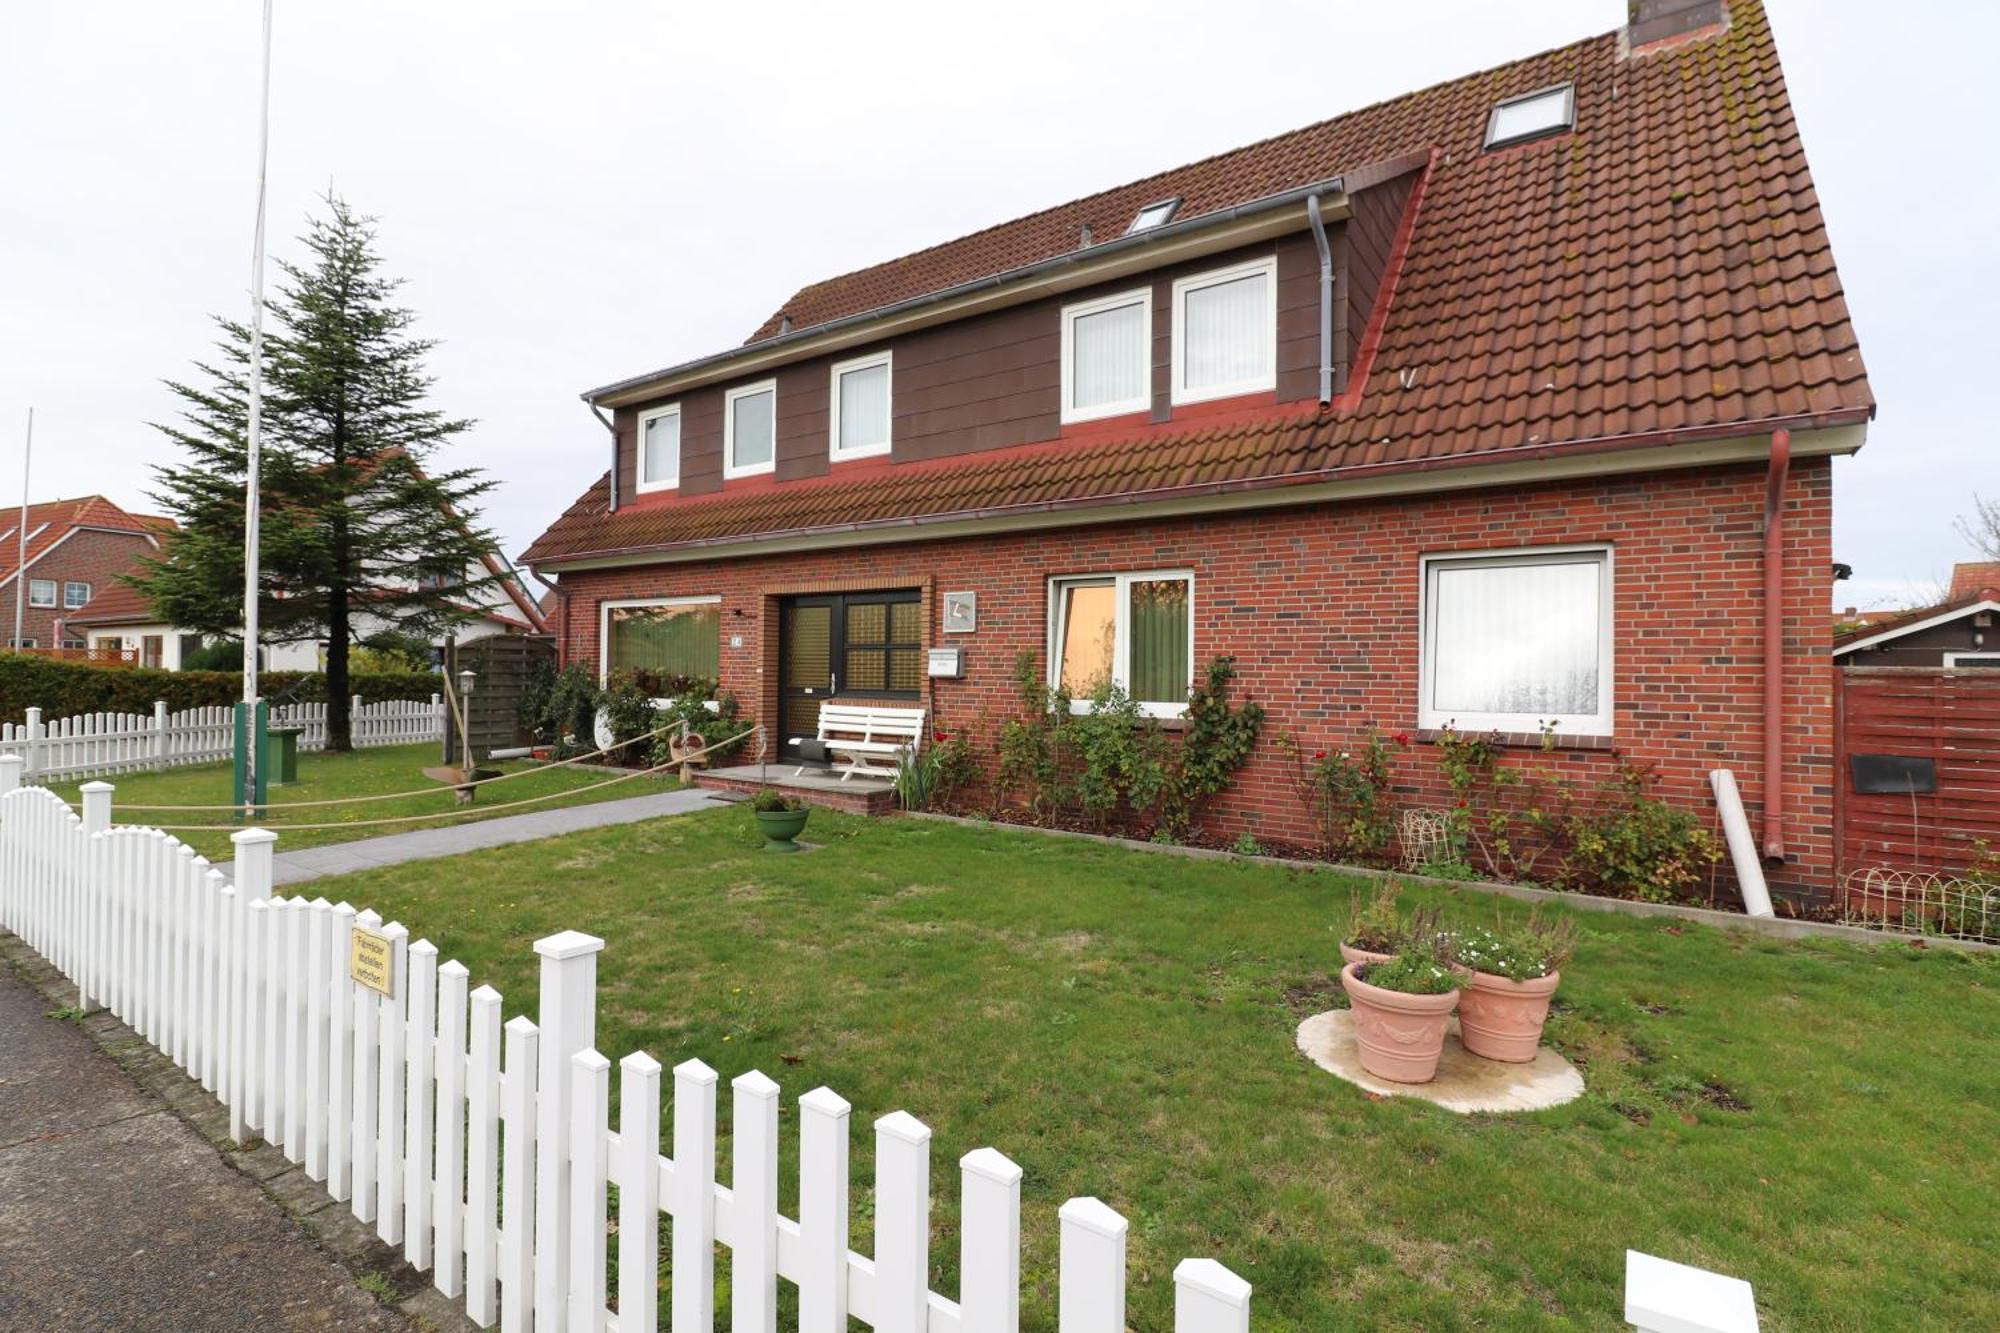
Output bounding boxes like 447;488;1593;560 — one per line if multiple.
0;496;174;651
521;0;1874;900
1833;565;2000;669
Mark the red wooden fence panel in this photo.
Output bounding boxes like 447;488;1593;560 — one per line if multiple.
1835;667;2000;878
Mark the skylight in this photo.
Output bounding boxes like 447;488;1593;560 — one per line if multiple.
1127;197;1180;234
1485;83;1575;149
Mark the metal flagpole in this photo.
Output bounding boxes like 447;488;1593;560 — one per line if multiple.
11;408;29;654
238;0;274;810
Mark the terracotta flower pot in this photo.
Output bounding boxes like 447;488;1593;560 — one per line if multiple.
1340;962;1459;1084
1457;969;1561;1063
1339;941;1398;970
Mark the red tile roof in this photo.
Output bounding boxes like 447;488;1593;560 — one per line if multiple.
526;1;1872;567
1949;562;2000;601
0;496;169;584
66;577;159;628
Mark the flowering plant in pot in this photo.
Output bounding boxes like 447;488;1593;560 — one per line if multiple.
748;788;810;851
1339;882;1406;968
1450;910;1577;1063
1340;917;1461;1084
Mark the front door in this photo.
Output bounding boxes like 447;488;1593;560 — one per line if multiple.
778;589;923;759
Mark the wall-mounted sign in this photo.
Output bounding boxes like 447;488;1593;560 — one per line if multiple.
349;925;395;997
927;647;964;678
943;590;977;634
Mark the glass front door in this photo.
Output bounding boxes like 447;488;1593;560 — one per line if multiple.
778;589;923;759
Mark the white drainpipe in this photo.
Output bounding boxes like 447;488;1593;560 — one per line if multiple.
1709;769;1776;918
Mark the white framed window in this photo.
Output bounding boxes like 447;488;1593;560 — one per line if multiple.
598;595;723;686
1128;197;1180;233
1420;545;1613;737
829;350;892;460
1047;570;1194;719
637;404;682;493
63;580;91;609
723;380;778;479
1060;288;1151;424
27;579;55;608
1485;83;1575;150
1944;652;2000;668
1171;256;1276;406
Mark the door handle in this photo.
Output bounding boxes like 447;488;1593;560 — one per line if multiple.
830;671;839;694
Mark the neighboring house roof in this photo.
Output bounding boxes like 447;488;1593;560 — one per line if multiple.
1833;591;2000;657
66;579;161;629
0;496;170;586
526;0;1873;567
1949;562;2000;601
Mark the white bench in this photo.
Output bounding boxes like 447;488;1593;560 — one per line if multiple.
797;703;926;782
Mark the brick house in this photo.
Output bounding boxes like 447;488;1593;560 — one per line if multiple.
0;496;174;653
522;0;1874;901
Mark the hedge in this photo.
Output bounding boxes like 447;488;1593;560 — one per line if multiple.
0;655;439;728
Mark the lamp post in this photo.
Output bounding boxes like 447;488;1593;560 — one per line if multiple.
457;669;476;775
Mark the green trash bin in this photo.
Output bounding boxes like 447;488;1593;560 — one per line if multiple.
263;725;303;786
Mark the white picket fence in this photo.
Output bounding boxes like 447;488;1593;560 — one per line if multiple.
0;696;444;782
0;760;1259;1333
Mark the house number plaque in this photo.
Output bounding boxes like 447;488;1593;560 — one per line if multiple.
349;925;395;997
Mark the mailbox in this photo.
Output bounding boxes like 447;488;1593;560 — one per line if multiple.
927;647;963;678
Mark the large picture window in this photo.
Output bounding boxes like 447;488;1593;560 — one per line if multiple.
1420;547;1612;736
600;596;722;687
1171;257;1276;405
1049;571;1193;718
637;404;681;493
724;380;777;479
1060;288;1151;424
829;351;892;460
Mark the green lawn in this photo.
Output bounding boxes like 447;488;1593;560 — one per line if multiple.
46;743;678;861
270;809;1997;1329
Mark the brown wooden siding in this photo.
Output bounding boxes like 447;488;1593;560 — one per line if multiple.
1341;168;1422;388
1838;613;2000;668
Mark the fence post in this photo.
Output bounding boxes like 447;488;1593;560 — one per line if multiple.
1172;1260;1252;1333
875;1111;932;1333
77;781;113;1012
153;701;168;772
533;929;605;1328
1058;1198;1127;1333
229;827;277;1145
0;752;18;795
798;1086;852;1333
959;1148;1022;1333
1624;1251;1759;1333
351;695;364;748
618;1052;664;1333
732;1070;780;1333
24;706;42;779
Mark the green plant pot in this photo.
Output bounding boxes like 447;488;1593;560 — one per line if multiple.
754;806;810;851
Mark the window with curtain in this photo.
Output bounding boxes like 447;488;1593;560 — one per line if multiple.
725;381;777;478
831;352;891;458
1049;571;1194;717
28;579;55;608
604;599;722;687
1173;258;1275;404
638;405;681;491
1061;289;1150;423
1421;548;1611;735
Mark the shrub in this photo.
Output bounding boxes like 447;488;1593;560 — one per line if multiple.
1065;681;1171;831
517;663;602;753
894;730;980;813
1451;909;1578;980
648;690;753;767
1563;763;1721;903
597;671;663;760
1283;730;1399;861
1342;882;1407;952
1158;657;1264;840
995;652;1061;817
0;655;435;726
1356;926;1460;995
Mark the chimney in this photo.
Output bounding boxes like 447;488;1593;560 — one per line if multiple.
1626;0;1729;53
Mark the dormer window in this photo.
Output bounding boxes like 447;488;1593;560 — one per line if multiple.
829;351;892;460
1060;288;1152;424
1127;197;1180;233
637;403;681;493
1171;256;1276;406
1485;83;1575;150
724;380;777;479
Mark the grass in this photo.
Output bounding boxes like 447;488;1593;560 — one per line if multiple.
261;809;1997;1330
45;743;678;861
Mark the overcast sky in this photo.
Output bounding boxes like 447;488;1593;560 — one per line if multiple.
3;1;1992;610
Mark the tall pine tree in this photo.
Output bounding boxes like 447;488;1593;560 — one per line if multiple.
136;195;496;750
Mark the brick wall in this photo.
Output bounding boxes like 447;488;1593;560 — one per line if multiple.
554;458;1836;901
6;529;160;647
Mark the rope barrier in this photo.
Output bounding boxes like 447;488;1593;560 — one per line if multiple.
114;715;712;812
142;726;766;833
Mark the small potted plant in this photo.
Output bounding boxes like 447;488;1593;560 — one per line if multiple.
1450;910;1577;1063
1339;882;1405;969
749;788;810;851
1340;910;1461;1084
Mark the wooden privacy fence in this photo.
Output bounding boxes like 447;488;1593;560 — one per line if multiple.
0;696;444;783
1835;667;2000;880
0;762;1257;1333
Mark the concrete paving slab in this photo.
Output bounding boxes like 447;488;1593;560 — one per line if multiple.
1295;1010;1585;1114
0;968;152;1149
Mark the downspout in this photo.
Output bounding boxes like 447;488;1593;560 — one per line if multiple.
1761;427;1792;864
591;404;619;512
1306;193;1334;405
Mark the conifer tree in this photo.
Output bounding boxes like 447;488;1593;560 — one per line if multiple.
135;195;495;749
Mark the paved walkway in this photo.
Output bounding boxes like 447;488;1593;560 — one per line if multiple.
0;956;410;1331
217;787;724;887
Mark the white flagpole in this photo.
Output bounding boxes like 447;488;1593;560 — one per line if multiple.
12;408;30;654
242;0;274;791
